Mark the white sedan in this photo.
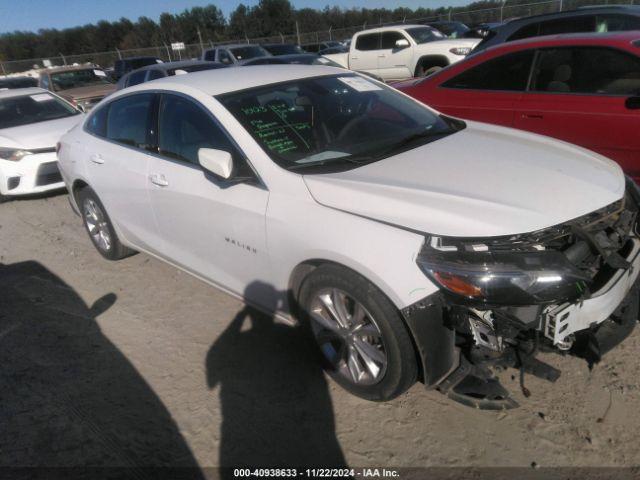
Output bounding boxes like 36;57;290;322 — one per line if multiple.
58;66;640;409
0;88;83;202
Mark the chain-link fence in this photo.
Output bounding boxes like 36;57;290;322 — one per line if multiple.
1;0;636;75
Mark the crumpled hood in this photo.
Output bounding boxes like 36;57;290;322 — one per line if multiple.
0;114;83;150
303;122;625;238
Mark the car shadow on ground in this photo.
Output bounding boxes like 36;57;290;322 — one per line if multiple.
206;281;347;472
0;260;203;479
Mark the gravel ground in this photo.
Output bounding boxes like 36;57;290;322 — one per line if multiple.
2;192;640;477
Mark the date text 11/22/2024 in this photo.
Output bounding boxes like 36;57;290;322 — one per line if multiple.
232;468;400;478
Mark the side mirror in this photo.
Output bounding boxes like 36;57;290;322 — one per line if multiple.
76;103;86;113
198;148;233;180
625;96;640;110
395;39;410;49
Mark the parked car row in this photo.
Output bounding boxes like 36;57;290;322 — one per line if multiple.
396;31;640;182
1;7;639;411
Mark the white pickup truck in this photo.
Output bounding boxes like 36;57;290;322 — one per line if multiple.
325;25;480;81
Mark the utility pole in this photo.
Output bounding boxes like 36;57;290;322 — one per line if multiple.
59;52;67;66
559;0;563;11
448;7;452;21
197;27;204;57
295;21;301;45
329;26;332;41
115;48;122;60
164;43;171;62
500;0;508;22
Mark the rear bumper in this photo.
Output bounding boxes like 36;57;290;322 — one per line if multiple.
0;153;64;196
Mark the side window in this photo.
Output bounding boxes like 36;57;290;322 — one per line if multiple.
442;50;535;91
86;106;108;137
509;16;596;42
355;33;381;51
597;14;640;32
127;70;147;87
40;75;50;90
531;47;640;95
106;93;155;148
158;94;251;176
204;49;217;61
380;32;406;49
218;50;233;64
146;69;164;81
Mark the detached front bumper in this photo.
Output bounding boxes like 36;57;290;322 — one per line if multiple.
545;237;640;347
0;152;64;196
403;235;640;410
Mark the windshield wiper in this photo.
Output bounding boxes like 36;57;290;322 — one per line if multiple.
378;129;451;157
287;156;370;171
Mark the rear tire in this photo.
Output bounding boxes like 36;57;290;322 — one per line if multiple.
78;186;135;261
299;264;418;401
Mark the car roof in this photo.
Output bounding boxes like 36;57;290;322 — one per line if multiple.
46;65;103;74
0;87;49;99
503;5;640;25
355;24;428;34
213;43;263;49
123;64;347;96
483;30;640;53
129;60;221;72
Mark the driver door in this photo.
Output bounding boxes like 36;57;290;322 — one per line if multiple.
146;93;271;301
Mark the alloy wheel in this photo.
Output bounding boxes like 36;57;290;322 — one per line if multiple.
83;198;112;252
309;288;388;386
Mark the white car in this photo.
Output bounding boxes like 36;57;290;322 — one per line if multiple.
58;66;640;409
323;25;480;81
0;88;83;202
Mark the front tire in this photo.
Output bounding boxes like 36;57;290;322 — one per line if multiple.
78;186;135;261
299;264;418;401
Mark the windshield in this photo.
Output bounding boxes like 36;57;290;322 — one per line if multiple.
405;27;446;44
265;44;305;55
50;69;112;91
217;74;461;173
0;92;79;129
230;46;270;60
431;23;470;38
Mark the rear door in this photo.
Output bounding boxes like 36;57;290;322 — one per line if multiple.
433;49;535;126
514;46;640;179
350;33;382;75
83;93;158;248
377;31;413;81
145;93;270;299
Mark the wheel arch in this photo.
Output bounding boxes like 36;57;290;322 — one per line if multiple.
288;258;430;384
414;55;450;76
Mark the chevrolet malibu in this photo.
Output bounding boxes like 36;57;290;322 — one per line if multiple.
58;66;640;409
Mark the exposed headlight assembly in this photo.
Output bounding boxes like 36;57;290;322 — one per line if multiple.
417;236;591;305
0;147;32;162
449;47;472;56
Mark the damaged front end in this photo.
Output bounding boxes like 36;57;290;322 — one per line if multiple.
403;180;640;409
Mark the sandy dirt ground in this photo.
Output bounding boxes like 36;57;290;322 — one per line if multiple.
2;191;640;477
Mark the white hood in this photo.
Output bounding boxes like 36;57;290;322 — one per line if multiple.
0;114;83;150
303;122;625;238
418;37;480;51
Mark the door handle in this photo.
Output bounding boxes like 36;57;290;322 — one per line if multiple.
90;154;104;164
521;113;544;120
149;173;169;187
378;54;386;58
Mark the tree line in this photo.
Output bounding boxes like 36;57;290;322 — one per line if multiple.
0;0;593;61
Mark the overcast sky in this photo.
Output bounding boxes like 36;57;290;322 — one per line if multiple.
0;0;472;33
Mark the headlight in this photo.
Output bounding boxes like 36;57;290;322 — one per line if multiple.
417;236;590;305
449;47;472;56
0;148;32;161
